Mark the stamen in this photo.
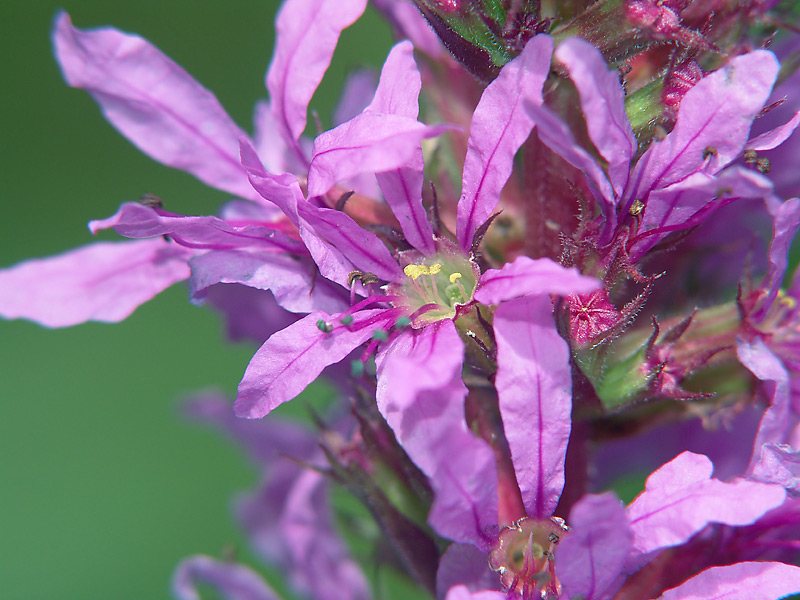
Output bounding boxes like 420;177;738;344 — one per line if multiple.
449;272;462;283
394;316;411;328
316;319;333;334
351;360;365;377
404;264;430;280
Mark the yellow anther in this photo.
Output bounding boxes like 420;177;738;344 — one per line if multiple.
449;272;463;284
404;264;429;280
778;292;797;309
428;263;442;275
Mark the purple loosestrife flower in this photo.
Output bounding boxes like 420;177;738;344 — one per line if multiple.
436;450;798;600
183;394;370;600
233;34;598;421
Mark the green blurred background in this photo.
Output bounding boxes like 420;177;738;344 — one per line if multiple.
0;2;393;598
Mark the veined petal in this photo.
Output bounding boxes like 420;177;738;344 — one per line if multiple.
746;110;800;151
494;295;572;519
626;51;779;207
188;250;348;314
89;202;305;254
556;38;636;196
266;0;368;160
172;555;280;600
0;239;191;328
626;451;786;555
235;309;390;418
367;41;421;118
297;203;406;282
658;562;800;600
556;493;632;600
376;321;497;550
474;255;599;305
377;160;435;256
456;35;553;253
631;167;774;260
367;41;435;255
53;13;258;202
737;337;794;468
307;113;450;198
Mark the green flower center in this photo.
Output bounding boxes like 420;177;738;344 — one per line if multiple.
391;255;478;326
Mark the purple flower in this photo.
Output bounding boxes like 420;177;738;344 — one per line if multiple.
436;449;796;599
172;555;281;600
184;393;370;600
524;37;789;259
234;34;599;422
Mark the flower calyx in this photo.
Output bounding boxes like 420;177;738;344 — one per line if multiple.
489;516;568;599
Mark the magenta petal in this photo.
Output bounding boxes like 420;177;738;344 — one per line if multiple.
376;321;497;550
474;256;599;305
494;295;571;518
737;337;794;466
626;451;786;555
89;202;305;254
307;113;449;198
240;139;302;225
235;309;390;418
372;0;445;58
626;51;779;205
368;42;436;254
746;110;800;151
555;493;632;600
297;203;405;282
555;38;636;196
235;464;371;600
631;167;775;259
659;562;800;600
444;587;507;600
172;555;280;600
755;197;800;317
253;100;292;175
188;250;348;314
0;239;190;328
367;41;422;118
752;443;800;495
377;160;435;255
266;0;368;158
53;13;258;202
523;101;616;216
456;35;553;253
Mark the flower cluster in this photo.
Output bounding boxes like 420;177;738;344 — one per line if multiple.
3;0;800;598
